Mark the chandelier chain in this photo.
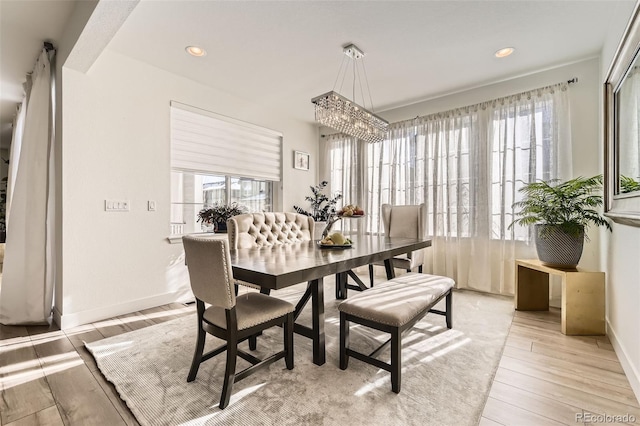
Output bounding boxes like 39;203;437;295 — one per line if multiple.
311;43;389;143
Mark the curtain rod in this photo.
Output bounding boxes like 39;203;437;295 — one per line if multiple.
43;41;55;52
321;77;579;137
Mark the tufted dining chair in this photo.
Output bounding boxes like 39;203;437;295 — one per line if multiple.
182;235;294;409
368;204;427;287
227;212;315;249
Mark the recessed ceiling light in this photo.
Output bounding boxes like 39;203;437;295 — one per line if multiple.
495;47;515;58
185;46;206;57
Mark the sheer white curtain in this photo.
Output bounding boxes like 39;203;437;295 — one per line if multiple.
321;133;365;235
326;83;571;295
0;48;56;324
7;98;27;224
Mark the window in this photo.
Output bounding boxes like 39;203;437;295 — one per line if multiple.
327;83;570;243
170;102;281;235
170;172;272;235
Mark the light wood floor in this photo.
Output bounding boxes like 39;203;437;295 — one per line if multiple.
480;309;640;425
1;302;638;425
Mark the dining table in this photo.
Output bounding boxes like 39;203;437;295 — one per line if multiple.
228;235;432;366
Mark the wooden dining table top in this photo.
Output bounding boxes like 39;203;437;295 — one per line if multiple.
229;235;432;290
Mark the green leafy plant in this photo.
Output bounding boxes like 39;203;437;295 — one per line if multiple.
510;175;612;238
197;202;247;225
293;181;342;222
620;175;640;194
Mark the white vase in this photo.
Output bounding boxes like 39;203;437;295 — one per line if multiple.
314;221;326;240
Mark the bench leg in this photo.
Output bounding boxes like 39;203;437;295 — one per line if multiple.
340;312;349;370
368;264;374;287
391;327;401;393
445;290;453;329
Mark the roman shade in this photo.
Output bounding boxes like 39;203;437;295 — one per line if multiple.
170;101;282;181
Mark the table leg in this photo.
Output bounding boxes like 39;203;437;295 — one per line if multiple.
311;278;325;365
384;259;395;279
335;272;347;300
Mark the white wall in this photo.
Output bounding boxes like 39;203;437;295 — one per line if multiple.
58;49;318;327
600;0;640;402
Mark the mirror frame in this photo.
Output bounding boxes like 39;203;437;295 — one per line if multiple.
605;2;640;227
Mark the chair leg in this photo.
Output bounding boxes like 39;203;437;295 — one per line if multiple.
187;322;206;382
368;264;374;288
339;312;349;370
391;327;401;393
219;336;238;409
445;290;453;329
249;335;257;350
284;312;294;370
418;265;423;273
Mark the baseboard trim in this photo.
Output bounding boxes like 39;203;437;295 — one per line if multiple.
607;317;640;403
55;290;190;330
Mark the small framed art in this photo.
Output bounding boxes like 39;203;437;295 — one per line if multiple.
294;150;310;171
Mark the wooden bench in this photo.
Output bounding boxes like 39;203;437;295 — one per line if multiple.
338;272;454;393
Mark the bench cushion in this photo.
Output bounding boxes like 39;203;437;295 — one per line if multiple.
338;273;454;327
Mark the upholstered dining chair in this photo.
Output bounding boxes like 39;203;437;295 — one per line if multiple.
368;204;427;287
182;235;294;409
228;212;314;296
227;212;315;249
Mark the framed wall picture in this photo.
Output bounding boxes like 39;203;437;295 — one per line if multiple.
294;150;310;171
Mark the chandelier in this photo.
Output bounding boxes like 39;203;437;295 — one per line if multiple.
311;44;389;143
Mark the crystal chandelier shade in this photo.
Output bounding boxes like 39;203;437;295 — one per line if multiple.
311;44;389;143
312;91;389;143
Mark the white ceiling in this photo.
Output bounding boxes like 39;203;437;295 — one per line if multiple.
1;0;636;148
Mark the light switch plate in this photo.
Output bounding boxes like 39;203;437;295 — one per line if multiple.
105;200;130;212
148;200;156;211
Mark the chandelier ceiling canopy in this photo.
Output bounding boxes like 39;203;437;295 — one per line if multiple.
311;44;389;143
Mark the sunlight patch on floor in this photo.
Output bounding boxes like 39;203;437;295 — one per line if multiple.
0;337;37;352
418;336;471;363
1;351;84;389
88;340;134;357
177;383;267;425
354;375;392;396
352;331;470;396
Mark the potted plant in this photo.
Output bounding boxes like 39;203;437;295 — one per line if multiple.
510;175;612;268
197;202;247;233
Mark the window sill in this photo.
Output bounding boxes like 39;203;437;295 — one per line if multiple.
167;232;225;244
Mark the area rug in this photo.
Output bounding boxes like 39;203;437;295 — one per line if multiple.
86;282;514;426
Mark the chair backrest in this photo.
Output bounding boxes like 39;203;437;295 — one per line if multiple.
183;236;235;309
381;204;427;239
227;212;315;249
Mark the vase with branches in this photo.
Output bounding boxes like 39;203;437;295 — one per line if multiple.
293;181;342;222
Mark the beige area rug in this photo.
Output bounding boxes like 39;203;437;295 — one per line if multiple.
86;280;514;426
